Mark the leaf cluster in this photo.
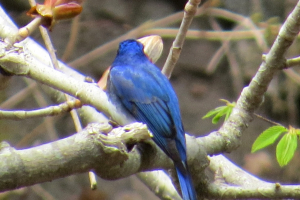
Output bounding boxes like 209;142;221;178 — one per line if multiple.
204;100;300;167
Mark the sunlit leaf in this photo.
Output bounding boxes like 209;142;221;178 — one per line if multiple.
276;130;297;167
212;106;230;124
202;100;235;124
251;126;287;153
224;106;233;121
202;106;225;119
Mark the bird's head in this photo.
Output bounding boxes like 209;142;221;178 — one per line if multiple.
117;40;145;57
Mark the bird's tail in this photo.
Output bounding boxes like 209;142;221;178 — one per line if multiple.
175;164;197;200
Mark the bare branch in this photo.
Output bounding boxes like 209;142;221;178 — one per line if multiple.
0;122;154;192
4;17;42;45
286;56;300;67
208;183;300;199
162;0;202;78
0;42;133;125
208;155;300;198
0;100;82;120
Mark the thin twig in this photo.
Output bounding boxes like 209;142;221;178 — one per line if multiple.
4;17;42;46
39;27;60;69
253;113;283;126
24;79;58;141
286;56;300;67
38;7;99;188
162;0;202;78
39;22;84;134
0;100;82;120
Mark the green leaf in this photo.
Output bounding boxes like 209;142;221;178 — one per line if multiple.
251;126;287;153
212;107;230;124
202;100;235;124
202;106;225;119
296;129;300;137
276;132;297;167
224;106;233;121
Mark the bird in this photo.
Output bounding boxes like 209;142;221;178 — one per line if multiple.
107;39;197;200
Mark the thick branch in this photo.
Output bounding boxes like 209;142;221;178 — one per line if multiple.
208;183;300;199
0;122;156;192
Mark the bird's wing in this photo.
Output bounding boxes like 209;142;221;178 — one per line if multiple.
109;65;185;158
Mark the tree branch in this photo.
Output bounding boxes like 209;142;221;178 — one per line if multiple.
162;0;202;78
0;42;133;126
0;100;81;120
0;122;155;192
1;1;300;198
216;0;300;153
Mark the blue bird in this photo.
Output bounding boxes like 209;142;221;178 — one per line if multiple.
107;39;197;200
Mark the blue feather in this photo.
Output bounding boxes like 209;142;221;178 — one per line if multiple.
107;39;197;200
